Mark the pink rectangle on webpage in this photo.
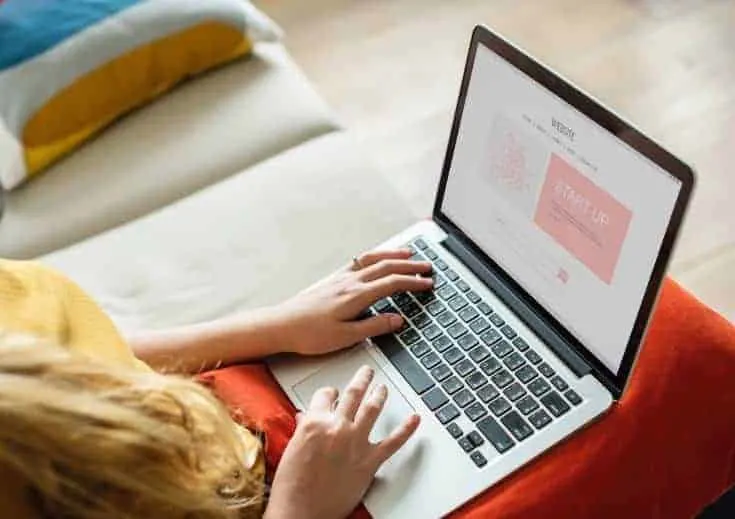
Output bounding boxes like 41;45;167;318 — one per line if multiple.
534;154;632;284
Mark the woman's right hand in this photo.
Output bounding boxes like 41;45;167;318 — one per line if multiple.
264;366;420;519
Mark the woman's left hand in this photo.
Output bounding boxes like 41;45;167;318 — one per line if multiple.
269;248;433;356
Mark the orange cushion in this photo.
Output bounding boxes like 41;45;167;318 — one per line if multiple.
200;279;735;518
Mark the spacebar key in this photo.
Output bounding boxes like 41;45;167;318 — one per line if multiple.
374;334;435;394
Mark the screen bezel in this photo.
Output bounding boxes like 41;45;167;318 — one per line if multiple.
433;25;695;398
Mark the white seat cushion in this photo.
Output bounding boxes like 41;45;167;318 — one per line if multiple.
0;44;338;259
41;133;415;333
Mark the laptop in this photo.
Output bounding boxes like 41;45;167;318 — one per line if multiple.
269;25;695;519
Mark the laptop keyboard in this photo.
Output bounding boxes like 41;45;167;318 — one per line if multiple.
370;237;584;468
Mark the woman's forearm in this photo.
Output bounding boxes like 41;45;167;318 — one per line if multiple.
128;307;286;374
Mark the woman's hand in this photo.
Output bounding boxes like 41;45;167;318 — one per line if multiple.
269;249;433;356
265;366;420;519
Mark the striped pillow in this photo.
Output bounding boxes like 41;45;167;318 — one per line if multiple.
0;0;281;190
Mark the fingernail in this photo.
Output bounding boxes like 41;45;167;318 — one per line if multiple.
361;365;374;377
389;314;403;328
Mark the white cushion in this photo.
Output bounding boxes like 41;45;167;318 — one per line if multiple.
41;133;415;333
0;44;338;259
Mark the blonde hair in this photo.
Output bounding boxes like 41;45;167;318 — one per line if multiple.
0;334;264;519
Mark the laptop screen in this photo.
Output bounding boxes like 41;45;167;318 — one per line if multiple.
441;44;683;375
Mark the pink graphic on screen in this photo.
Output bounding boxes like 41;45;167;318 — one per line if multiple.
534;154;632;284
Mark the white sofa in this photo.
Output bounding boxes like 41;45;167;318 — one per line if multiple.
1;43;416;333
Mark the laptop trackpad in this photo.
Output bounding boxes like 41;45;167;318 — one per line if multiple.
292;348;416;443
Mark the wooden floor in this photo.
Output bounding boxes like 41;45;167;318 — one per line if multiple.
264;0;735;320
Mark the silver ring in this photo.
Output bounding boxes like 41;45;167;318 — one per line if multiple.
352;255;363;270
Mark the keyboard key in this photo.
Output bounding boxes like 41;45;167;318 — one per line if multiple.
443;347;464;365
466;371;488;390
491;369;513;388
489;313;505;327
422;324;442;341
516;395;540;415
565;389;583;406
467;291;482;304
414;290;435;305
447;322;468;339
503;352;526;371
458;334;479;351
512;336;530;351
551;375;569;392
489;397;511;416
528;378;551;397
500;324;517;339
455;359;475;377
469;346;491;363
398;328;420;346
430;363;453;382
393;292;412;306
436;404;460;424
477;416;515;453
453;389;475;408
445;269;459;282
432;334;453;352
402;302;422;318
538;362;555;378
468;430;485;447
442;376;463;395
459;306;479;323
374;334;434;394
456;280;471;292
409;340;431;358
501;411;534;441
437;286;457;300
525;349;542;364
529;409;552;429
481;329;501;346
414;238;428;250
411;312;432;329
448;296;468;312
470;317;491;334
436;311;457;328
477;384;500;403
422;387;449;411
541;391;571;417
480;357;502;375
406;244;417;254
447;422;463;439
458;436;474;452
516;365;538;384
465;402;488;422
435;259;448;271
426;301;446;316
503;382;527;402
374;299;393;313
420;352;441;369
470;450;488;468
425;249;438;260
477;302;493;315
491;340;513;358
432;273;446;288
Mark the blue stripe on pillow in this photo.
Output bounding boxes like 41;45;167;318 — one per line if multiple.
0;0;144;71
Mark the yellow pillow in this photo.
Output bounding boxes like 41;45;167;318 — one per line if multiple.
0;0;281;190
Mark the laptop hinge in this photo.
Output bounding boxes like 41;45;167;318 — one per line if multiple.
441;234;591;378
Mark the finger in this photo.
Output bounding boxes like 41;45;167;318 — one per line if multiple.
348;313;404;340
354;383;389;434
357;259;432;282
348;249;412;271
309;386;339;413
357;274;433;307
335;366;374;421
371;414;421;467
